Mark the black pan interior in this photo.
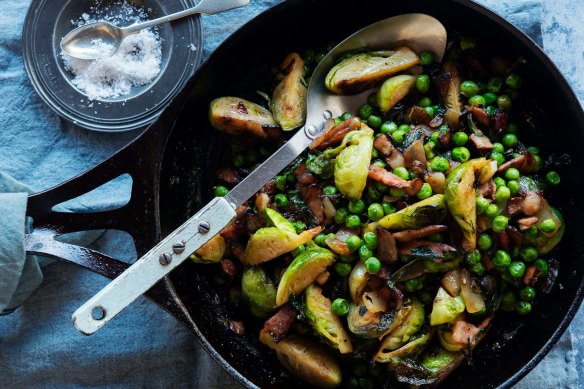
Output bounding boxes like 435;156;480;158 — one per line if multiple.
158;0;584;387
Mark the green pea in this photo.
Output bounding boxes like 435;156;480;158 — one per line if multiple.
516;301;532;315
358;104;374;119
507;180;520;195
314;233;327;247
232;153;246;168
452;147;471;162
466;249;481;266
416;74;431;93
292;221;306;233
334;263;352;278
483;92;498;105
331;298;350;316
495;186;511;203
417;290;434;305
509;261;526;278
367;185;382;201
348;199;366;214
418;96;432;108
431;156;450;172
520;246;538;263
285;172;297;183
534;155;543;171
364;257;381;274
380;121;397;134
393;167;410;180
404;277;423;292
274;175;287;191
460;80;479;98
507;122;519;133
398;124;411;133
493;177;506;188
346;235;362;252
487;77;503;94
505;73;522;89
486;105;497;116
492;215;509;232
493;250;511;267
334;207;349;224
468;95;486;107
504;168;520;181
424;144;436;160
524;226;539;239
375;181;390;193
497;95;512;110
419;51;435;65
363;231;378;249
476;197;490;215
471;262;486;276
546;171;560;186
323;186;338;196
425;106;436;117
534;259;549;275
370;147;379;159
372;159;387;168
520;286;536;301
368;203;385;221
382;202;396;215
430;131;440;142
333;118;342;126
392;129;407;145
359;245;374;261
486;203;499;218
346;215;361;229
492;142;505;153
502;133;518;149
452;132;469;146
527;146;540;155
275;194;288;207
539;218;557;233
340;112;353;121
478;233;493;251
367;115;382;129
389;187;405;197
214;185;229;197
490;151;505;166
417;183;433;200
291;245;306;257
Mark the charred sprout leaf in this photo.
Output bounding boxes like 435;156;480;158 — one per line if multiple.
306;152;335;179
304;285;353;354
259;331;342;388
334;126;374;199
242;266;277;318
435;59;463;129
271;53;307;131
374;194;447;231
391;347;465;386
276;247;336;306
325;47;419;94
430;287;465;326
348;299;412;339
379;329;432;364
189;234;225;263
377;75;417;113
209;97;280;139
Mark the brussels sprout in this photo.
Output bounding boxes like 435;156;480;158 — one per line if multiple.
347;298;413;339
525;199;565;255
271;53;307;131
377;75;417;113
209;97;280;139
390;347;465;386
304;285;353;354
434;59;463;129
348;262;368;303
444;159;490;252
334;126;374;199
325;47;419;94
259;331;342;387
374;194;446;231
189;234;225;263
276;247;336;306
245;208;323;265
430;287;465;326
423;255;463;273
241;266;277;318
377;329;432;364
437;325;466;352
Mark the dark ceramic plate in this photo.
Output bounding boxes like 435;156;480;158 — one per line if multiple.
22;0;202;132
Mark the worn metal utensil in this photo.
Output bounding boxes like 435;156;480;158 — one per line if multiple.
72;13;447;335
60;0;249;60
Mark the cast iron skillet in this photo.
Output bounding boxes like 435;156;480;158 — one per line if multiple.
25;0;584;387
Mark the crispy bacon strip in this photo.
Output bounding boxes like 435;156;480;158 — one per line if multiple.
373;134;405;169
391;225;448;243
368;165;423;196
263;305;297;342
451;317;493;347
468;106;491;127
309;117;361;150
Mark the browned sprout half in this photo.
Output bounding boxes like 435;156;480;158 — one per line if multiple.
209;96;280;139
434;58;463;129
271;53;307;131
325;47;419;94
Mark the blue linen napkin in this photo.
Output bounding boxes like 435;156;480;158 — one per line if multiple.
0;0;582;387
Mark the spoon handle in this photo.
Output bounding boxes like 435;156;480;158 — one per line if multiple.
124;0;250;33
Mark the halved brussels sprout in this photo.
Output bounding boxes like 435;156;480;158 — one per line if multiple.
276;247;336;306
348;262;368;303
259;331;342;388
373;194;446;231
325;47;420;94
390;346;465;386
209;97;280;139
304;285;353;354
378;329;432;364
271;53;307;131
242;266;277;318
189;234;225;263
435;59;463;129
334;126;374;199
347;298;413;339
437;325;466;352
377;75;417;113
526;199;565;255
430;287;465;326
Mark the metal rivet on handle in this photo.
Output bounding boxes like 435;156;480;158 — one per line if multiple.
172;241;185;254
159;252;173;265
323;110;332;119
198;221;211;234
91;306;106;321
305;125;318;138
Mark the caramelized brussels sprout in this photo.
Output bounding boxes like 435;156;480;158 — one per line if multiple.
348;262;368;303
437;325;466;352
333;126;374;199
430;287;465;326
373;194;446;231
434;58;463;129
348;298;413;339
271;53;308;131
276;247;336;306
209;97;280;139
379;329;432;363
377;75;417;113
242;266;277;318
189;234;226;263
325;47;420;94
304;285;353;354
526;199;565;255
259;331;342;388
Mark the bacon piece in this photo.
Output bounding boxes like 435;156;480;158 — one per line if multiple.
509;192;543;216
429;115;444;128
309;117;361;150
506;226;524;246
293;163;316;185
403;139;427;169
451;317;492;347
468;106;491;127
231;245;245;263
373;134;405;169
495;231;510;251
262;180;278;195
470;133;494;152
523;265;541;286
494;109;508;132
221;259;238;277
517;216;539;230
368;165;423;196
498;154;527;173
263;305;297;342
229;320;245;336
498;151;536;174
296;183;325;225
217;167;241;185
405;106;431;125
392;225;448;243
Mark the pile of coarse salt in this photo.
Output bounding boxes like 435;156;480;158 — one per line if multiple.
61;1;162;101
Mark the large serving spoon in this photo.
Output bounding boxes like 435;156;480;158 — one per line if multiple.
72;13;447;335
61;0;249;60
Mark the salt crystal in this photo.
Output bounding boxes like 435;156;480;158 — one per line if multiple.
189;43;197;52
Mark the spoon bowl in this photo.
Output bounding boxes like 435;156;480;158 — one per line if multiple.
60;22;125;60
